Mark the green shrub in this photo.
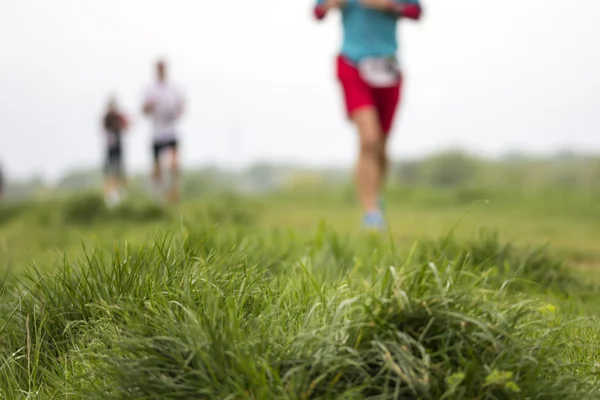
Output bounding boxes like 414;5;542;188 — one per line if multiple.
58;192;169;225
414;230;583;294
1;230;598;399
286;263;594;399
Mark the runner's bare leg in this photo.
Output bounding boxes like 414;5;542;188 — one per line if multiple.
152;154;163;198
380;136;390;189
353;107;385;213
167;148;180;203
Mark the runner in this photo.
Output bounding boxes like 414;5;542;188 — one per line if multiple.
142;59;186;203
313;0;423;230
102;97;129;207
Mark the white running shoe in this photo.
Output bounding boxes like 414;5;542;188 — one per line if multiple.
105;190;120;209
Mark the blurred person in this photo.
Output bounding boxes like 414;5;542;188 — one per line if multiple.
313;0;423;230
142;59;186;203
102;97;129;207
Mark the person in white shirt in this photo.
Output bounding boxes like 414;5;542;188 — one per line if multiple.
142;59;186;202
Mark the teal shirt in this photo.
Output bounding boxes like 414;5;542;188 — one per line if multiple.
316;0;421;63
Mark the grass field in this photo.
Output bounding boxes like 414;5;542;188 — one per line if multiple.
1;186;600;399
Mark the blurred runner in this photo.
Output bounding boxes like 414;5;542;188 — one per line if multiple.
313;0;423;230
142;59;186;203
102;97;129;207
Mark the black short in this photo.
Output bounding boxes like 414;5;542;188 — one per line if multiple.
104;147;123;177
153;139;178;164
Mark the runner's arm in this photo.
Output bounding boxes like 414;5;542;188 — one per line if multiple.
118;114;130;131
360;0;422;20
314;0;328;20
176;86;186;118
313;0;344;21
142;88;155;116
387;0;422;20
101;115;109;133
176;101;185;119
142;100;154;115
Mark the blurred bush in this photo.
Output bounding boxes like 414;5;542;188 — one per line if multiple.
198;192;263;226
392;150;600;193
3;150;600;220
60;192;169;225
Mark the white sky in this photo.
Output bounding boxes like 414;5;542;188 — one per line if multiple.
0;0;599;180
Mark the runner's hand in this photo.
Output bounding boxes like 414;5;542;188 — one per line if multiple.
360;0;392;11
143;101;155;115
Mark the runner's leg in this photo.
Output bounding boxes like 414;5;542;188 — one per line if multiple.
115;152;127;197
352;107;385;213
337;55;385;216
103;153;112;198
373;78;402;204
167;142;180;203
380;136;389;191
152;142;164;197
104;150;122;207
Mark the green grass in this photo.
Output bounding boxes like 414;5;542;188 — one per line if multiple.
1;188;600;399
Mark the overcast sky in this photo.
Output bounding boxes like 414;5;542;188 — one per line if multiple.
1;0;599;180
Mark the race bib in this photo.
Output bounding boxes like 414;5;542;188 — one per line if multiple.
358;57;401;88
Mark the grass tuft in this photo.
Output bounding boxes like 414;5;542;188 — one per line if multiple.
1;195;599;399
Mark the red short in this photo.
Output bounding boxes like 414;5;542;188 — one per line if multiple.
336;55;403;136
